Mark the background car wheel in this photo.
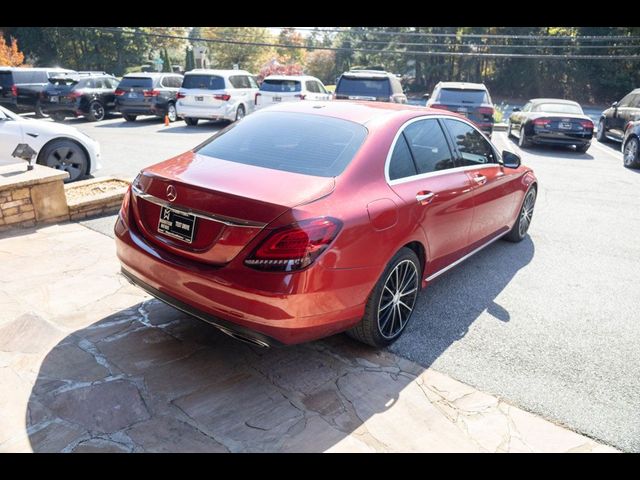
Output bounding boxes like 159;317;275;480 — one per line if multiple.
575;143;590;153
235;105;245;122
123;114;137;122
34;100;49;118
347;247;421;348
504;186;537;243
50;112;66;122
184;117;199;126
519;126;531;148
38;139;88;183
507;120;514;138
87;101;105;122
166;103;178;122
623;137;640;169
596;119;609;143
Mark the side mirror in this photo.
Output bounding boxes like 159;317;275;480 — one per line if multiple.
422;93;430;100
612;101;619;108
502;150;521;169
512;107;521;112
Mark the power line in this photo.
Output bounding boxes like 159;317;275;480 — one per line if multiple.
94;27;640;61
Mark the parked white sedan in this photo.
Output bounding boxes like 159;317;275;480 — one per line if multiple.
255;75;331;110
0;105;101;182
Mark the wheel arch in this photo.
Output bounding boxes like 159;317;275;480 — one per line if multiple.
401;240;427;283
36;136;91;176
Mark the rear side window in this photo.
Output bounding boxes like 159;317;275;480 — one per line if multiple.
403;120;455;173
229;75;252;89
78;78;94;89
182;74;224;90
196;111;368;177
261;79;301;92
337;77;391;97
437;88;488;104
443;119;496;166
162;76;182;88
118;77;153;89
12;71;34;83
390;76;404;95
388;135;417;181
0;72;13;87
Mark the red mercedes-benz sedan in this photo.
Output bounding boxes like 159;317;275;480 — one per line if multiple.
115;101;537;348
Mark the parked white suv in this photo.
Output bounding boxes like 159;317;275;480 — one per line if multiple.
176;69;259;126
255;75;331;109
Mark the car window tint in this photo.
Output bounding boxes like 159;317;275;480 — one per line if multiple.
196;111;367;177
618;93;635;107
229;75;250;89
305;81;318;93
438;89;488;104
336;77;391;97
93;78;104;89
260;79;301;92
0;72;13;87
403;120;455;173
389;134;418;180
119;77;153;89
443;118;496;166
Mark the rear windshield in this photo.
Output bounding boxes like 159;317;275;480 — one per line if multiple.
182;74;225;90
10;70;48;84
532;103;583;114
336;76;391;97
0;72;12;87
195;112;368;177
438;88;489;104
118;77;153;89
260;79;302;92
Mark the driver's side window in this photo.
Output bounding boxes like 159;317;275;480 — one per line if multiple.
618;93;634;108
522;102;532;112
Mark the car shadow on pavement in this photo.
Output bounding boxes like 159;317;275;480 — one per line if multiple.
94;117;166;128
156;122;227;134
22;237;534;452
507;136;595;160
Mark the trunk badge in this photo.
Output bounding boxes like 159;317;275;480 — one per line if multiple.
166;185;177;202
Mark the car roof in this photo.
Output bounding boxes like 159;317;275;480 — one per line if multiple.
263;75;320;81
341;70;395;78
185;69;253;77
256;100;457;126
437;81;488;90
123;72;182;78
0;67;76;73
529;98;581;105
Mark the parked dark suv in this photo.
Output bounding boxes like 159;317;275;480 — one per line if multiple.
41;73;120;122
115;72;183;122
0;67;76;117
426;82;495;137
596;88;640;144
334;70;407;103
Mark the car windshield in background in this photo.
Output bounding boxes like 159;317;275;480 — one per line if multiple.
196;112;368;177
533;103;583;114
182;75;225;90
337;77;391;97
118;77;153;89
260;80;301;92
438;89;488;104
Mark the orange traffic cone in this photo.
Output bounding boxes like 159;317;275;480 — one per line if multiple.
164;114;170;127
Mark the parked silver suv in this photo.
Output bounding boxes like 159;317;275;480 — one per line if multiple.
176;69;259;126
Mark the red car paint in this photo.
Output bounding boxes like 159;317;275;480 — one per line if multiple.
115;101;536;346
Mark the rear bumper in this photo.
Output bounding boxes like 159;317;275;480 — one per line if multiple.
530;131;592;146
114;212;374;345
116;103;166;117
176;102;234;121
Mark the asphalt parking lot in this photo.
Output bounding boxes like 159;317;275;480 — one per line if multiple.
32;113;640;451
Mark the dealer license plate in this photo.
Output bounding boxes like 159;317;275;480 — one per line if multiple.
158;206;197;243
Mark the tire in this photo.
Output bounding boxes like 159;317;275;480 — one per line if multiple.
38;139;88;183
123;114;137;122
518;126;531;149
623;136;640;169
86;101;106;122
507;120;514;138
235;105;245;122
50;112;66;122
167;103;178;122
596;119;609;143
575;143;590;153
184;117;199;126
504;186;537;243
34;100;48;118
346;247;421;348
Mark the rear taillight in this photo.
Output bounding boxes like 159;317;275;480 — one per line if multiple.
244;217;342;272
580;120;594;129
10;85;18;97
255;92;261;105
214;94;231;101
69;90;83;98
176;92;186;99
478;107;494;116
429;104;449;110
533;118;551;126
295;94;306;100
143;89;160;97
115;89;125;96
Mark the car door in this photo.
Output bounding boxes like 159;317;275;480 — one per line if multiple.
386;117;476;277
511;101;531;133
609;93;637;140
103;77;118;110
0;109;24;163
246;75;260;113
442;118;517;246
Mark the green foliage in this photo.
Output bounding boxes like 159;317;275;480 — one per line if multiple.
184;46;195;72
162;48;172;72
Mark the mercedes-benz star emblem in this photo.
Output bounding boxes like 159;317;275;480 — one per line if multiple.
166;185;177;202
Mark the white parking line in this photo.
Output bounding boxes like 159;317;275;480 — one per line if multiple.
588;140;623;161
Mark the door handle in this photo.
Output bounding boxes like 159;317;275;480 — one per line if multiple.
416;191;435;205
472;174;487;185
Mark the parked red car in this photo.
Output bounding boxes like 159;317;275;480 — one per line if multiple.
115;101;537;348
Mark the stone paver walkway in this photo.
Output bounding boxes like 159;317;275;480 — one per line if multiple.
0;222;617;452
